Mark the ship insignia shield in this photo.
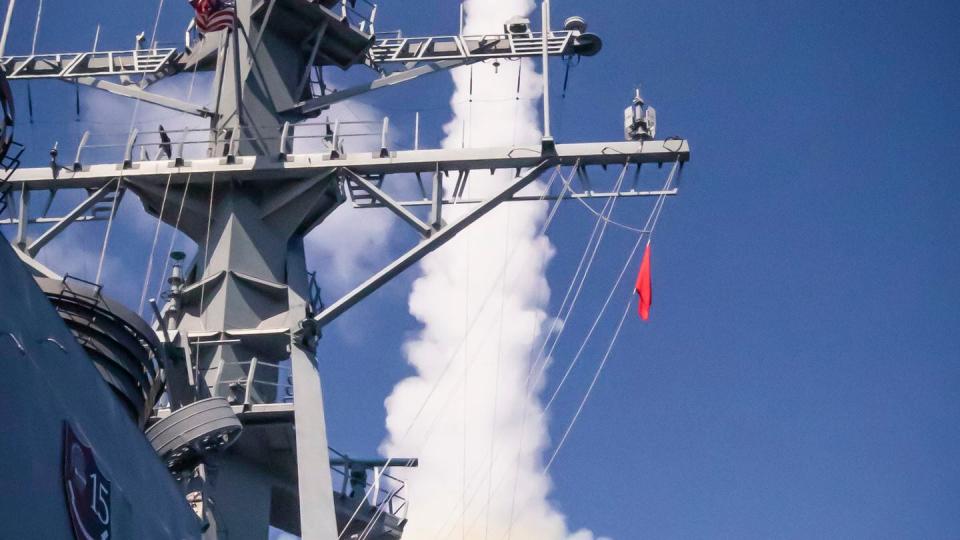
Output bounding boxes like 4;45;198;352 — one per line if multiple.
63;423;111;540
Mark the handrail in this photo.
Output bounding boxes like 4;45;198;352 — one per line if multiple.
327;447;411;520
340;0;378;35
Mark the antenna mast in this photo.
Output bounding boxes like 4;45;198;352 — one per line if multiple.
0;2;690;538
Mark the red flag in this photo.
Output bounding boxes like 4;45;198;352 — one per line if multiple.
635;242;652;320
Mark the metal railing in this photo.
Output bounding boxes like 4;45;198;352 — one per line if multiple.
0;48;178;80
369;30;573;64
206;355;292;406
328;447;410;520
66;117;396;168
338;0;378;35
0;140;23;214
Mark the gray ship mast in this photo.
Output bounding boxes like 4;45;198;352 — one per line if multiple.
0;1;690;538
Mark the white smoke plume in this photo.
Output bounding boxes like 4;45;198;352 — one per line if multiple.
381;2;607;539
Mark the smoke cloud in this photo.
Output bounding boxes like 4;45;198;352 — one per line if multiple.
381;2;607;539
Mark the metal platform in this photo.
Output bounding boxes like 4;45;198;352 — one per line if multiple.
1;48;178;80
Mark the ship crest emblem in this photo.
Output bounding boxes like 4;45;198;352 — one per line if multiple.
63;423;111;540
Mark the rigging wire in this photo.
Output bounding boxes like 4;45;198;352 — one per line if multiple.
503;160;630;540
560;168;661;233
545;296;632;472
138;173;173;316
147;57;203;312
30;0;43;54
543;161;678;472
483;200;511;540
385;163;658;540
454;176;672;536
26;0;43;123
427;168;591;540
462;65;481;540
345;166;565;540
148;0;166;49
424;167;575;540
436;161;680;540
195;173;217;392
526;162;629;393
94;176;124;285
0;0;17;59
542;160;679;413
353;169;564;540
152;173;192;324
357;192;567;540
92;0;167;288
461;170;472;540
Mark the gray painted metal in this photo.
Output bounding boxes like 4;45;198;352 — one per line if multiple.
0;48;177;79
4;140;690;189
145;397;243;472
313;161;554;329
0;1;691;538
353;188;680;209
0;233;200;539
341;168;431;237
26;182;114;256
1;17;594;123
37;276;162;427
73;77;214;118
369;31;574;64
0;29;577;79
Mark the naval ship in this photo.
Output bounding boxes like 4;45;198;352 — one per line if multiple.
0;1;689;538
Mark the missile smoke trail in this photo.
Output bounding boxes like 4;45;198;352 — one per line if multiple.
381;2;606;539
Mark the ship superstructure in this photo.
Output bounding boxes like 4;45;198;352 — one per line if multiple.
0;1;689;538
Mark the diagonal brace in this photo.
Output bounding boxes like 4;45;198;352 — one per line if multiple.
314;160;555;328
27;182;114;256
296;59;467;115
340;168;431;237
73;77;214;118
295;20;330;101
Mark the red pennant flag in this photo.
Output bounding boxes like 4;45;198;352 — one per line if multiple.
635;242;652;321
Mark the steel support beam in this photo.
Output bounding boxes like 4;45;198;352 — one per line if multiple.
295;20;330;101
1;48;177;79
313;160;554;328
74;77;213;118
430;166;442;229
340;168;431;237
286;240;339;540
26;182;114;256
6;140;690;190
14;189;28;250
355;187;681;208
0;215;102;225
295;59;466;115
368;31;574;64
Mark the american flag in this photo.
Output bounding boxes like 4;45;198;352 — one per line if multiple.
190;0;237;33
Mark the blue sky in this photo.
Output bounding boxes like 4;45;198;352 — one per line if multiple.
3;0;959;538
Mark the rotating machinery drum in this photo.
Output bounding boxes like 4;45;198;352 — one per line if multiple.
145;398;243;476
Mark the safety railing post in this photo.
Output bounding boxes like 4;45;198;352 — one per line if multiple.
379;116;389;157
73;130;90;171
279;121;291;160
122;128;139;168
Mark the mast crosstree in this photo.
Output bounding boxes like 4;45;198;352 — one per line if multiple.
0;1;690;538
